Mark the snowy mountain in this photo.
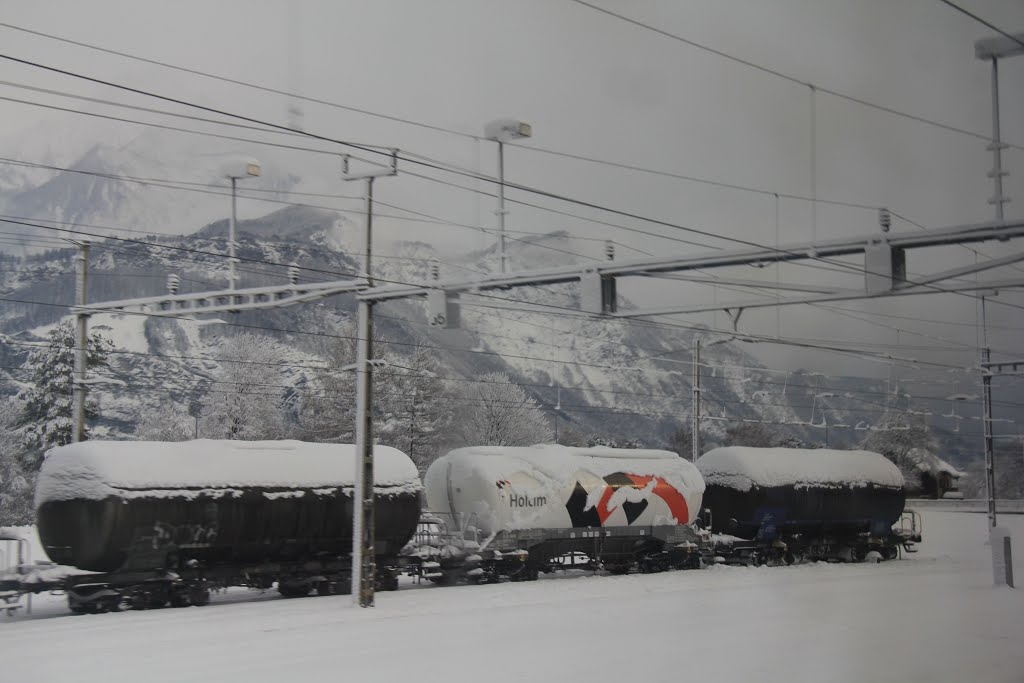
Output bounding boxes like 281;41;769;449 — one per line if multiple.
0;127;309;254
0;123;1002;453
1;199;921;450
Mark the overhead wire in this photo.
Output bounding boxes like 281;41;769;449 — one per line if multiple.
2;38;1015;389
566;0;1023;150
3;57;1021;324
936;0;1024;50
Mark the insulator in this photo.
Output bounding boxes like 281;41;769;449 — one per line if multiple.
878;208;891;233
430;261;440;281
605;240;615;261
288;263;300;285
166;273;180;295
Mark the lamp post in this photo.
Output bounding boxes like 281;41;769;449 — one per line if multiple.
972;32;1022;585
974;32;1023;222
484;120;532;273
223;159;261;290
691;336;736;461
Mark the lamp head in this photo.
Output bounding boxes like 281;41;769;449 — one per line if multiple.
222;157;262;179
484;119;532;142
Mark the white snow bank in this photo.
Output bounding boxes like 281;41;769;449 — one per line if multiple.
35;440;422;503
697;447;903;492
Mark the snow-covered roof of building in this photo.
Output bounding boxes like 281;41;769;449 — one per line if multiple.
696;447;904;492
907;448;964;478
36;440;422;504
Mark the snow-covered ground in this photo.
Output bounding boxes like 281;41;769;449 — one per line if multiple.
2;510;1022;683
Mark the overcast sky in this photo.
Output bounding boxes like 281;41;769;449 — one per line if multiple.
1;0;1023;381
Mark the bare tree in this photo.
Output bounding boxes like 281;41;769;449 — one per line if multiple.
723;423;777;448
586;436;645;448
860;409;936;481
298;334;358;443
0;398;34;525
376;346;450;474
135;404;194;442
450;372;552;447
297;324;395;443
199;334;290;440
961;439;1024;499
667;426;693;457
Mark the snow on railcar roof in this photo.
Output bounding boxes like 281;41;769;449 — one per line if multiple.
435;444;704;493
446;444;679;460
36;440;421;503
696;447;904;491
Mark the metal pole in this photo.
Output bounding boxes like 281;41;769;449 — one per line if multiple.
497;140;507;274
72;241;90;443
981;297;997;529
229;177;238;290
809;84;817;243
352;176;376;606
691;340;701;462
989;58;1007;221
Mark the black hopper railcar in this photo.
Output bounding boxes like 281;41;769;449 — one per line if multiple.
696;447;921;564
26;440;422;613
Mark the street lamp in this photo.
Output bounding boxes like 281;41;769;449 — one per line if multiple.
974;32;1023;222
222;158;261;290
484;119;532;273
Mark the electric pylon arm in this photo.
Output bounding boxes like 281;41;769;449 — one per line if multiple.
358;218;1024;322
82;279;368;316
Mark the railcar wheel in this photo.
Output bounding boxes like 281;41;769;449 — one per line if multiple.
189;585;211;606
375;573;399;592
278;581;311;598
170;588;191;608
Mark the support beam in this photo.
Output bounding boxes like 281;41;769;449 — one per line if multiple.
894;251;1024;290
360;218;1024;305
983;359;1024;375
610;278;1024;318
84;279;367;316
642;273;840;294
